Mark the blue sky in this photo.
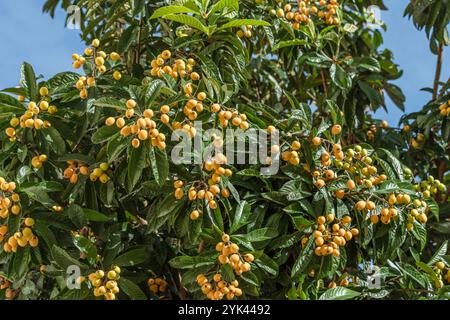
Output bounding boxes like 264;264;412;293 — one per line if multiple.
0;0;447;125
0;1;84;91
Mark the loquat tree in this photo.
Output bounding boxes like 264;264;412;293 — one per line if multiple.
0;0;448;300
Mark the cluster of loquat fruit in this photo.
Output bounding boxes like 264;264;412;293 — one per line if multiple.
331;144;388;194
2;217;38;253
105;99;167;150
178;93;207;122
149;51;250;131
366;124;378;141
63;160;90;184
361;193;406;225
0;225;8;243
0;276;15;300
303;214;359;257
5;87;54;141
150;50;199;81
88;267;121;300
414;176;446;198
280;124;342;168
72;38;121;99
31;154;48;169
438;100;450;117
216;234;254;276
52;205;64;212
216;108;250;130
236;25;253;38
196;273;242;300
365;120;388;141
89;163;111;184
280;140;302;166
147;277;168;295
432;261;449;288
0;177;20;218
270;0;340;29
409;132;425;150
174;154;232;217
405;198;431;231
434;261;450;286
327;274;356;288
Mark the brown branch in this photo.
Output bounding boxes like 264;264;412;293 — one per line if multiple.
432;42;444;100
320;69;328;97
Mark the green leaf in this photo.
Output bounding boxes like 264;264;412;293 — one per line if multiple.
230;201;251;233
113;247;150;267
411;220;427;250
377;148;404;180
44;127;66;155
67;204;87;228
20;186;56;207
256;253;279;276
128;143;148;190
20;62;38;100
73;235;97;265
169;256;216;269
58;153;94;164
385;83;405;111
51;245;88;270
82;208;112;222
218;19;270;31
243;228;278;242
107;133;128;162
291;237;314;278
92;125;120;144
208;0;239;16
147;194;186;233
150;5;197;19
319;287;361;300
149;146;169;185
428;240;448;266
354;57;381;72
33;221;57;249
118;278;147;300
162;14;209;34
0;92;23;112
93;97;127;111
145;79;164;105
272;39;308;51
359;81;383;107
220;264;236;283
118;25;138;53
330;63;351;90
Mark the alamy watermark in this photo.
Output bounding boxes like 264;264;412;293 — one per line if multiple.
66;265;82;290
67;5;82;30
365;265;382;289
366;5;383;30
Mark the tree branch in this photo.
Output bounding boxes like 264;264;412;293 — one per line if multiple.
432;42;444;100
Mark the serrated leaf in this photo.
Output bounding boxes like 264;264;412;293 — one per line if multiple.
51;245;88;270
118;278;147;300
162;14;209;34
319;287;361;300
169;256;215;269
113;247;150;266
217;19;270;31
150;5;197;19
20;62;38;100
